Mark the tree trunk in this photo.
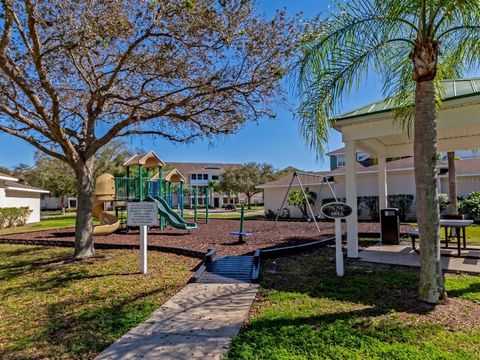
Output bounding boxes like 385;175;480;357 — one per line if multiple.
414;79;446;303
61;194;66;216
246;194;252;209
447;152;458;215
73;157;96;258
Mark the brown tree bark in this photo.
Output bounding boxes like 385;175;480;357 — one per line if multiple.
447;152;458;215
246;194;252;209
414;79;446;303
73;157;96;258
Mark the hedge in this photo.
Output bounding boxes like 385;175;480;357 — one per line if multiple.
0;207;33;229
322;194;414;221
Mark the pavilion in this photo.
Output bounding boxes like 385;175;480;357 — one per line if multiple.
334;78;480;258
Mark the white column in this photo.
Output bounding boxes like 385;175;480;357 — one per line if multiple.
378;157;388;210
345;141;358;258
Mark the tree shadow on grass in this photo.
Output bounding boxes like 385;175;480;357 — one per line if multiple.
42;284;181;359
0;245;46;258
445;280;480;302
259;248;435;315
227;306;448;360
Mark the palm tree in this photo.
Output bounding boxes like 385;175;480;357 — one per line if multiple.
207;180;221;207
297;0;480;304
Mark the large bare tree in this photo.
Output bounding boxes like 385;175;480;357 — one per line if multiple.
0;0;297;257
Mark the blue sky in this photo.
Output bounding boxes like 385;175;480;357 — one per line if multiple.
0;0;384;171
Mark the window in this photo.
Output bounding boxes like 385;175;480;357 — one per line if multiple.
212;175;219;180
336;154;345;167
197;174;203;180
203;174;208;180
191;174;197;180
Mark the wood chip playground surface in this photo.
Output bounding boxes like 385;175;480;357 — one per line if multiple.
0;219;416;255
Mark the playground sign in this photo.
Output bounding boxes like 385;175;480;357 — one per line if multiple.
127;202;158;226
320;202;353;278
127;202;158;274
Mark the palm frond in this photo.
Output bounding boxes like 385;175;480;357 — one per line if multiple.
296;0;480;155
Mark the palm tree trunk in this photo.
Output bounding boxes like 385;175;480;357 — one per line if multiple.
447;152;458;215
414;79;446;303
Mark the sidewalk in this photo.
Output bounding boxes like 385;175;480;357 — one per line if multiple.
95;283;258;360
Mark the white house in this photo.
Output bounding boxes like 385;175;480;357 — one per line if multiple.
0;172;49;223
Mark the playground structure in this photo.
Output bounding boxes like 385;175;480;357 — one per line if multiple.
93;174;121;236
93;151;207;236
229;203;253;243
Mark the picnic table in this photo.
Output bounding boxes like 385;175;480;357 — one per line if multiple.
409;219;474;256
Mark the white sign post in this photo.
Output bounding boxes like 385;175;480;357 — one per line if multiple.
334;218;344;277
320;202;353;277
127;202;159;274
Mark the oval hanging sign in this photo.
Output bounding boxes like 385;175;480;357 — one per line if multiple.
321;202;353;219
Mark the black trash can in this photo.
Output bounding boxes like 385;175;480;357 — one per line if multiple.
381;208;400;245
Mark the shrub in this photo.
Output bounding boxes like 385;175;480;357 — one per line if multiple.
358;196;380;221
0;207;32;229
287;188;316;219
387;194;414;222
459;191;480;220
322;195;414;221
264;209;275;219
322;197;346;205
438;193;450;212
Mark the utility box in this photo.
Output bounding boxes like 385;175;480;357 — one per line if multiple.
381;208;400;245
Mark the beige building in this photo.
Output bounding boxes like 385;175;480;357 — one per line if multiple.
259;156;480;221
166;162;263;208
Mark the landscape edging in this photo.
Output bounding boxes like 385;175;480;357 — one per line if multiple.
0;238;206;259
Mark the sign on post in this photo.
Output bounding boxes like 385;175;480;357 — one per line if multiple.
127;202;159;274
320;202;353;277
127;202;159;227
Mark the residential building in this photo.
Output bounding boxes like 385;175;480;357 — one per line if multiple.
258;151;480;220
166;162;263;208
0;172;49;223
41;196;77;211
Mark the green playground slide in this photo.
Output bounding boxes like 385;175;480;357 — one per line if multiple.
147;196;197;230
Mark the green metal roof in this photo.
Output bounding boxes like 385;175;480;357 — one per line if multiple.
337;78;480;121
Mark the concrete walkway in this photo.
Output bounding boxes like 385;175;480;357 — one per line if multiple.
358;243;480;274
95;283;258;360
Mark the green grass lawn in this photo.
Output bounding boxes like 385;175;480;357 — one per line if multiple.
0;244;198;359
465;224;480;246
0;215;78;236
0;215;102;236
227;250;480;359
405;222;480;246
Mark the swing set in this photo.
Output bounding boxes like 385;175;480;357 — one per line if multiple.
273;171;338;235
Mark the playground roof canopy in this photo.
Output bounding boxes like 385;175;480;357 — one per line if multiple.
151;168;186;183
123;151;165;168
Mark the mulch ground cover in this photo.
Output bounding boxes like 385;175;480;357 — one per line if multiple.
1;219;415;256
